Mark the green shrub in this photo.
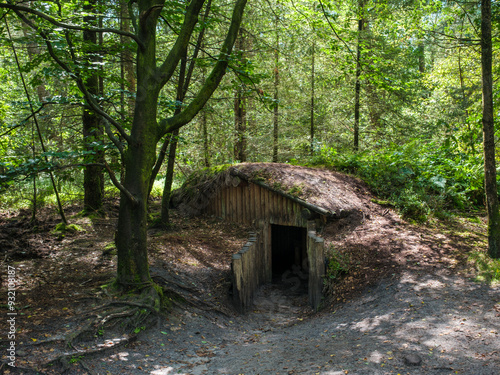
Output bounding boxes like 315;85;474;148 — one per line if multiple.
325;245;351;280
468;251;500;284
310;140;487;221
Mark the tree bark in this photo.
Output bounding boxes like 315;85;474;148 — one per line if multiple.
353;0;365;151
234;30;247;162
310;42;315;156
83;0;104;212
418;42;425;73
481;0;500;258
115;0;167;286
272;21;279;163
120;0;136;121
201;107;210;167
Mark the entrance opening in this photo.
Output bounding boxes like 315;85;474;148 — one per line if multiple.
271;224;308;279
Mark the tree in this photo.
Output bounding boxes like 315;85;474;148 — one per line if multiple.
234;29;248;163
480;0;500;258
0;0;248;302
82;0;104;212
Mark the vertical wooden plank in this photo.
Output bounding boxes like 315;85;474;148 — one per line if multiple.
240;186;245;224
254;185;261;223
244;184;250;224
249;183;255;223
226;187;231;221
226;187;230;220
234;187;239;222
286;198;292;224
268;191;274;219
229;187;235;221
265;223;272;282
294;202;301;226
221;189;226;219
232;254;243;312
240;246;250;308
268;188;272;218
307;232;324;310
263;188;269;219
235;187;241;224
278;194;284;224
261;185;268;219
216;191;221;218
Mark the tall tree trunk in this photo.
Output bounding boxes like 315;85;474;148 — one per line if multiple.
234;89;247;162
159;0;212;224
160;129;179;224
160;51;188;225
418;42;425;73
200;45;210;167
201;108;210;167
120;0;136;121
116;99;159;286
310;42;315;156
234;31;247;162
481;0;500;258
83;0;104;212
272;21;279;163
353;0;365;151
458;46;475;154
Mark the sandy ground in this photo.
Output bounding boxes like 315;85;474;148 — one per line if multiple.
70;266;498;375
1;179;499;375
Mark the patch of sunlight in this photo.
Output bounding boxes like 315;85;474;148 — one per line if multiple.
150;367;183;375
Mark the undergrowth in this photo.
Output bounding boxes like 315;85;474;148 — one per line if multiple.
324;245;351;298
309;140;485;222
468;251;500;284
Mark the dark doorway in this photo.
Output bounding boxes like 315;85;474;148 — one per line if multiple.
271;224;308;277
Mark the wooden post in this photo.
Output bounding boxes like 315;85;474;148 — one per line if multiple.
232;253;243;312
307;230;324;310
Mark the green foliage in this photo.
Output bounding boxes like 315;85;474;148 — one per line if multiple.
311;140;485;221
325;245;351;281
69;355;84;364
287;184;304;198
468;251;500;284
53;223;84;233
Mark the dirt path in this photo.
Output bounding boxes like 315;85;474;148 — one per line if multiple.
79;268;499;375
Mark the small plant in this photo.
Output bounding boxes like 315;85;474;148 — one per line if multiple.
52;222;84;233
69;355;84;364
325;245;351;280
468;251;500;284
134;325;146;334
287;184;305;198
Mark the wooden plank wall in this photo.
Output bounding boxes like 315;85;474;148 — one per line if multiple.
231;230;271;312
205;182;308;228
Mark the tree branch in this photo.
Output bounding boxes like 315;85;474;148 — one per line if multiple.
11;8;132;145
318;0;356;61
0;2;144;49
159;0;248;136
103;119;125;158
103;160;138;206
156;0;206;88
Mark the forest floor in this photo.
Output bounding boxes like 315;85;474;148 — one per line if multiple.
0;192;499;375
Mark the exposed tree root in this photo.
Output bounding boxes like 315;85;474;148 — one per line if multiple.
65;283;165;347
44;335;135;373
153;274;231;316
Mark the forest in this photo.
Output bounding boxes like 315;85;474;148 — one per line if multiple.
1;0;500;373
